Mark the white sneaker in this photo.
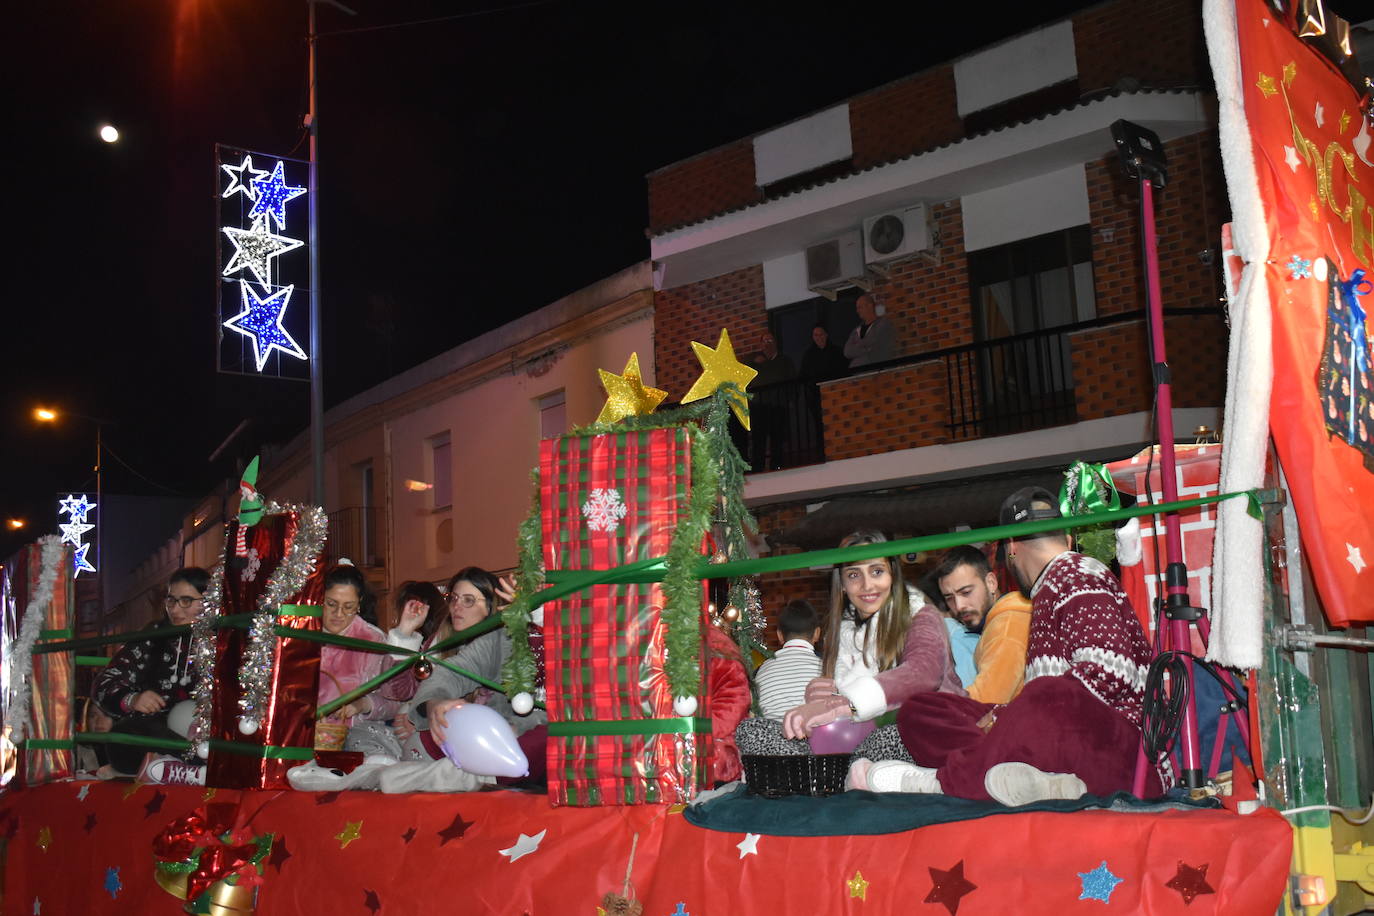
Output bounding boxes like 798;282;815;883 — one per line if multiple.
984;762;1087;806
847;757;942;794
137;754;207;787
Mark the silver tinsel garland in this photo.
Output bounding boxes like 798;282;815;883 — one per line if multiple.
186;502;327;753
237;502;327;735
4;535;66;744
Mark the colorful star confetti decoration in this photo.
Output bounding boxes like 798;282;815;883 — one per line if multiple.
1256;72;1277;98
1165;861;1215;905
363;889;382;914
498;829;547;863
144;789;166;817
104;866;122;899
1078;861;1123;903
76;784;90;801
248;160;306;230
223;282;308;372
847;870;869;900
1287;255;1313;279
83;814;97;833
680;328;758;429
401;826;417;844
595;352;668;424
336;820;363;850
268;835;292;872
222;219;304;286
221;154;268;202
736;832;761;859
671;905;689;916
36;826;51;852
925;860;977;914
438;812;475;845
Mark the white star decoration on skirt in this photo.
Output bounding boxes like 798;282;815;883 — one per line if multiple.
1284;146;1302;172
1348;543;1367;575
498;829;546;863
1314;101;1325;128
737;833;761;858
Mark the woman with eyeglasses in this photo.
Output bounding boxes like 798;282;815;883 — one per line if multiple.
313;563;404;762
375;566;549;794
92;566;212;784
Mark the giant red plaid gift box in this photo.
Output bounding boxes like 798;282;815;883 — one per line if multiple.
207;511;326;790
1108;444;1221;653
540;427;712;806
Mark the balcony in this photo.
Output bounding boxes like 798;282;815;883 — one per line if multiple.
327;506;383;568
734;309;1225;473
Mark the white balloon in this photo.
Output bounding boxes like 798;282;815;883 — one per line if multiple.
438;703;528;778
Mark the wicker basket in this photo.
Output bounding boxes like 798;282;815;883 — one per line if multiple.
314;672;349;751
742;753;850;798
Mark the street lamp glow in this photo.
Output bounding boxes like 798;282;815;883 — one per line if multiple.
6;519;24;530
99;124;119;143
34;407;57;422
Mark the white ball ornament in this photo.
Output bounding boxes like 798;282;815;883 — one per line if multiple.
196;741;211;760
511;692;535;716
238;717;260;736
673;695;698;717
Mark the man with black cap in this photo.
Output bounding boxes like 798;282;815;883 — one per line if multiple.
846;486;1158;805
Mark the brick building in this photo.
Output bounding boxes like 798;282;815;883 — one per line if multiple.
647;0;1228;631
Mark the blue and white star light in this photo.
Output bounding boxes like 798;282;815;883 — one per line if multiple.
58;494;97;576
223;284;308;372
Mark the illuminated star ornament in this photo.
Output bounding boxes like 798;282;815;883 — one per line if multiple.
498;828;546;863
1077;861;1123;903
223;282;307;372
925;861;976;914
336;820;363;849
222;220;303;286
846;870;869;900
221;154;269;202
58;520;93;547
1164;861;1215;905
59;494;96;524
596;352;667;424
73;544;97;576
249;160;306;230
680;328;759;429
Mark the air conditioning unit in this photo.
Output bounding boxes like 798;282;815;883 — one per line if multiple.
862;204;934;265
805;231;866;296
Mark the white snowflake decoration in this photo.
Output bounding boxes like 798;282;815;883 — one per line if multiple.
581;488;628;533
241;547;262;582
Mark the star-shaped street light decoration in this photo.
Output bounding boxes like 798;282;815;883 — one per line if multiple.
58;520;94;547
498;828;546;863
1164;860;1215;905
249;160;306;231
680;328;758;429
336;820;363;850
223;282;308;373
596;352;667;425
925;861;977;914
221;155;269;202
1077;861;1123;903
59;494;96;525
73;543;97;576
222;219;303;287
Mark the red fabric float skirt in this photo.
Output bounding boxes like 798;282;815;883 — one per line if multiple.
897;675;1161;801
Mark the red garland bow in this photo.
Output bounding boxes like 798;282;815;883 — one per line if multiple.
153;803;263;901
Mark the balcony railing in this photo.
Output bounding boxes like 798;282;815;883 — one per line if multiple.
729;377;827;472
328;506;382;567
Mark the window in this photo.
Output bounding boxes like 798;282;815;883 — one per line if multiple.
537;390;566;439
767;290;862;371
429;433;452;510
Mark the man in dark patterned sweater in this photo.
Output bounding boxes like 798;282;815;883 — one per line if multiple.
848;487;1160;805
92;567;210;781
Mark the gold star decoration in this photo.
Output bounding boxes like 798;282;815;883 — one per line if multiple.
336;820;363;850
847;870;869;900
680;328;758;429
1309;196;1320;220
36;826;52;852
1340;110;1351;133
202;787;218;802
121;783;142;801
596;353;667;425
665;803;687;816
1282;60;1296;87
1256;72;1277;98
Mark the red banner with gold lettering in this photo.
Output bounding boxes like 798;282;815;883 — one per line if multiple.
1222;0;1374;626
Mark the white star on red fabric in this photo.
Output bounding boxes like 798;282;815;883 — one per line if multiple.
737;833;761;858
498;829;546;863
1314;102;1325;128
1284;146;1302;172
1347;543;1367;575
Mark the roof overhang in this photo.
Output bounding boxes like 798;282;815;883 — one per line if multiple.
651;91;1212;290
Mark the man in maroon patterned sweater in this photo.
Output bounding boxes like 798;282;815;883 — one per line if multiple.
848;487;1160;805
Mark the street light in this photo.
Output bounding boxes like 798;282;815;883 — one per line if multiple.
6;520;23;531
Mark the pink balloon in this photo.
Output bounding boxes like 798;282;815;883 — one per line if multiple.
438;703;529;778
808;718;876;755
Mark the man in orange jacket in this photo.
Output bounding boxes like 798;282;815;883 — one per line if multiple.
934;546;1031;704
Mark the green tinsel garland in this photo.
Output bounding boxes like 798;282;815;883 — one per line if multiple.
500;385;762;702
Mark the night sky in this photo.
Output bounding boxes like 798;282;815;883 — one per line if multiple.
7;0;1357;560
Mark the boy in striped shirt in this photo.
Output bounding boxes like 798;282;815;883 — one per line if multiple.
755;600;823;720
